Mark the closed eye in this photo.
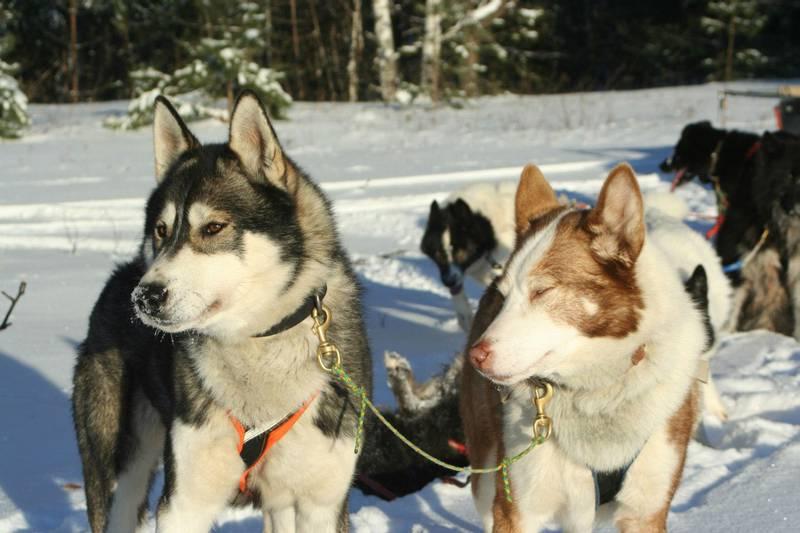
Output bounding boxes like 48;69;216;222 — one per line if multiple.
530;286;553;301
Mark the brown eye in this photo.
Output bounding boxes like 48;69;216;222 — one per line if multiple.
155;222;167;240
530;287;553;302
203;222;227;236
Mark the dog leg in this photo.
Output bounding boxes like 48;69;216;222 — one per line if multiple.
296;500;346;533
787;250;800;341
268;506;296;532
106;392;165;533
383;351;423;413
384;350;463;415
469;472;494;532
702;375;728;422
614;387;697;533
157;410;243;532
451;289;474;332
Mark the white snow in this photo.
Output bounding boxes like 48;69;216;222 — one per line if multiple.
0;81;798;531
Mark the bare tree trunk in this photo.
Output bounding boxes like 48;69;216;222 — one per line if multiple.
68;0;79;102
371;0;398;102
289;0;305;99
308;0;336;100
464;26;479;97
725;16;736;82
347;0;364;102
421;0;442;103
265;0;273;65
227;79;234;117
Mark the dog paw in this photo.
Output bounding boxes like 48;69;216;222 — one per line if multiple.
384;351;412;379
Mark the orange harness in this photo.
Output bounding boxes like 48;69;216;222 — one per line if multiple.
229;394;317;493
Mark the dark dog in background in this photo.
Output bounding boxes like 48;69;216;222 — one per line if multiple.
732;131;800;338
660;120;763;268
663;122;800;340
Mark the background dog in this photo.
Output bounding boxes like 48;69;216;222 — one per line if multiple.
660;120;763;268
420;182;516;331
663;122;800;340
72;92;371;532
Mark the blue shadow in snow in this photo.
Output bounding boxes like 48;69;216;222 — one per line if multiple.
0;350;80;532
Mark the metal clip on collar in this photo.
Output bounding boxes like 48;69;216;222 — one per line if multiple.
311;301;341;371
532;382;554;441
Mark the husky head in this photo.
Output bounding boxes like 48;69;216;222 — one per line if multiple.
660;121;725;190
420;198;496;293
132;92;321;338
468;164;646;386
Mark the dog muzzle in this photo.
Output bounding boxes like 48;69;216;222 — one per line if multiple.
441;266;464;295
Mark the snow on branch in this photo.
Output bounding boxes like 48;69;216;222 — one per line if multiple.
442;0;508;42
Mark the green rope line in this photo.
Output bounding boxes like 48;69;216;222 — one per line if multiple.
330;364;545;502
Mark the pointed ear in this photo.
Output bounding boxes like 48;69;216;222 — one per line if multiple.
153;96;200;182
685;265;709;307
586;163;645;266
229;90;288;189
514;164;560;235
452;198;473;218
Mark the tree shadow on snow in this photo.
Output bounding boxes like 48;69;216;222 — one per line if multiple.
0;350;81;532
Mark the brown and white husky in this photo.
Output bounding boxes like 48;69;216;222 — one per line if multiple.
461;163;705;532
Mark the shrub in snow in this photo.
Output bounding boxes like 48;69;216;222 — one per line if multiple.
105;47;291;130
0;59;29;139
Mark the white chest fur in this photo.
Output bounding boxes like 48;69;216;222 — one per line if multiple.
190;321;329;427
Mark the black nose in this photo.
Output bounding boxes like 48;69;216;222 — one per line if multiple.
659;157;672;172
134;283;169;314
441;271;459;287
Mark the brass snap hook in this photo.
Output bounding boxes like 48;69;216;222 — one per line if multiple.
531;382;553;442
312;305;341;371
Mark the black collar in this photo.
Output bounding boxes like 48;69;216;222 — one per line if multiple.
252;285;327;338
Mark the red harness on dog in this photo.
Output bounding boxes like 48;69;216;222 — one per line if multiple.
229;394;317;493
705;140;762;240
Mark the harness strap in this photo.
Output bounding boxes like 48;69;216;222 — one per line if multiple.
721;227;770;274
706;140;759;241
593;463;633;507
229;394;317;493
745;141;762;160
705;213;726;240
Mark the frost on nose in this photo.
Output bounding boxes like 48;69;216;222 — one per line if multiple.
132;283;169;316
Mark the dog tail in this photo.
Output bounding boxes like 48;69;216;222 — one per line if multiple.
645;191;689;220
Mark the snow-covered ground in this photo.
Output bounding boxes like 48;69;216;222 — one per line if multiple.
0;82;798;532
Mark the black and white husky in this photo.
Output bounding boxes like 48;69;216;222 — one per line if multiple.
420;183;517;331
72;92;372;532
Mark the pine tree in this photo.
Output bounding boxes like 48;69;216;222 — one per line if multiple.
0;2;28;138
702;0;767;81
105;1;291;130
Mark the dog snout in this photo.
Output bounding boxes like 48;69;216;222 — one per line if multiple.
659;156;673;172
469;339;493;371
133;283;169;315
441;266;463;291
